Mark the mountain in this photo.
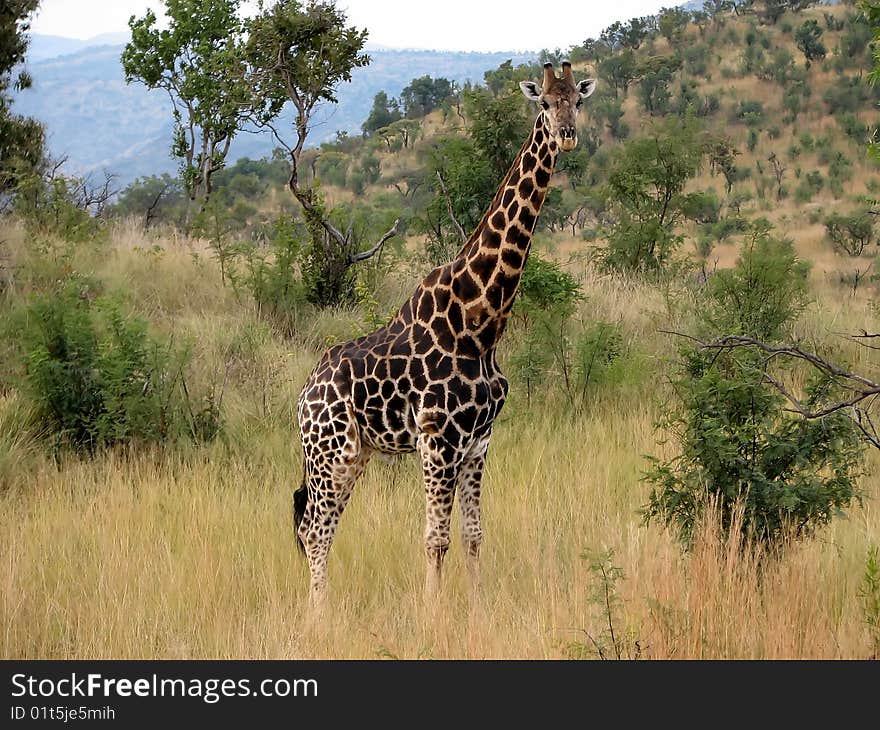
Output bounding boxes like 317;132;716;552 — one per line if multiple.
26;32;132;62
11;38;534;186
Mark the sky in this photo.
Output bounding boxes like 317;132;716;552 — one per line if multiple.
28;0;673;52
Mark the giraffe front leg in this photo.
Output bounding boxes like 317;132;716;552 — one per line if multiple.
418;433;459;603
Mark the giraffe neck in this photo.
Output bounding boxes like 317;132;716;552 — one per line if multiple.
449;112;559;356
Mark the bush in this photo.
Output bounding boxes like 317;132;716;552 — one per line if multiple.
795;170;824;203
824;210;875;256
644;225;863;548
13;171;106;244
21;281;209;451
236;214;307;334
681;190;721;224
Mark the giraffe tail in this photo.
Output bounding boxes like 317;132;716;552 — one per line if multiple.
293;467;308;555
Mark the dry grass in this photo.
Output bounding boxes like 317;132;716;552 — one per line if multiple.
4;5;880;657
1;217;878;660
2;400;877;659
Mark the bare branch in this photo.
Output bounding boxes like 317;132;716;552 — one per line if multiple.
347;218;401;264
661;330;880;447
435;171;468;244
705;335;880;391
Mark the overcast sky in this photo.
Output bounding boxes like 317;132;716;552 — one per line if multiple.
29;0;673;52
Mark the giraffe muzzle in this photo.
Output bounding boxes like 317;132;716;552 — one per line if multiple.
559;126;577;151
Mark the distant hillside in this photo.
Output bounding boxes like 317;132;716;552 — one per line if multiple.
26;32;131;61
11;40;535;185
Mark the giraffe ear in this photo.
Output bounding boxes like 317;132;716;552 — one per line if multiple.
519;81;542;103
577;79;597;99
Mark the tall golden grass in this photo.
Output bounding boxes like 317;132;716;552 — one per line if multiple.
1;216;878;659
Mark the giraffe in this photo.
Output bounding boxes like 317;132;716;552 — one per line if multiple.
294;62;596;607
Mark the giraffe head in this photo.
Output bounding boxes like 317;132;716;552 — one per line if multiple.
520;62;596;152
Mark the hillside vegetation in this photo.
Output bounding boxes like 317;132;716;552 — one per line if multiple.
2;0;880;659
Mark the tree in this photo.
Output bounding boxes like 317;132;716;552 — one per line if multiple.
863;0;880;159
386;118;420;149
111;174;185;229
704;1;734;30
417;136;494;264
0;0;44;196
638;65;675;116
595;116;705;274
462;88;530;177
657;7;691;47
600;17;654;50
245;0;397;306
795;19;827;68
599;49;639;97
824;210;875;256
361;90;401;135
122;0;251;204
400;75;453;118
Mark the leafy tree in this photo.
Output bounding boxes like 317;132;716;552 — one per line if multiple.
599;50;639;97
657;7;691;47
708;137;740;195
362;90;402;135
795;19;827;68
639;67;675;116
462;88;530;177
400;75;453;118
595;117;705;274
591;94;629;140
0;0;44;196
824;210;875;256
110;173;185;228
484;59;536;96
245;0;398;306
863;0;880;160
122;0;251;204
600;17;654;50
385;118;420;149
645;225;864;549
418;136;494;264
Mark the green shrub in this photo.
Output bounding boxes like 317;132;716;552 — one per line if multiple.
644;225;863;549
681;190;721;224
13;172;106;244
795;170;824;203
21;281;208;452
236;214;308;334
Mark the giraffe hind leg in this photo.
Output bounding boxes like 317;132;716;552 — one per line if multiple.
458;437;490;601
297;401;370;609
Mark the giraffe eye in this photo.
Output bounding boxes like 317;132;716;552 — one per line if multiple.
540;100;550;110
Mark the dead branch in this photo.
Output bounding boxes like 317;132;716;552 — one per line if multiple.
435;171;467;244
144;181;171;229
348;218;401;264
660;331;880;448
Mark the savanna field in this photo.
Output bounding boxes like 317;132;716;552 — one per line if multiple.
2;2;880;659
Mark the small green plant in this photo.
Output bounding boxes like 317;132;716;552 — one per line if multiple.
858;545;880;659
236;214;307;335
563;547;641;660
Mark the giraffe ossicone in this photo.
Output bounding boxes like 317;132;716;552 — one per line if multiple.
294;61;597;608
